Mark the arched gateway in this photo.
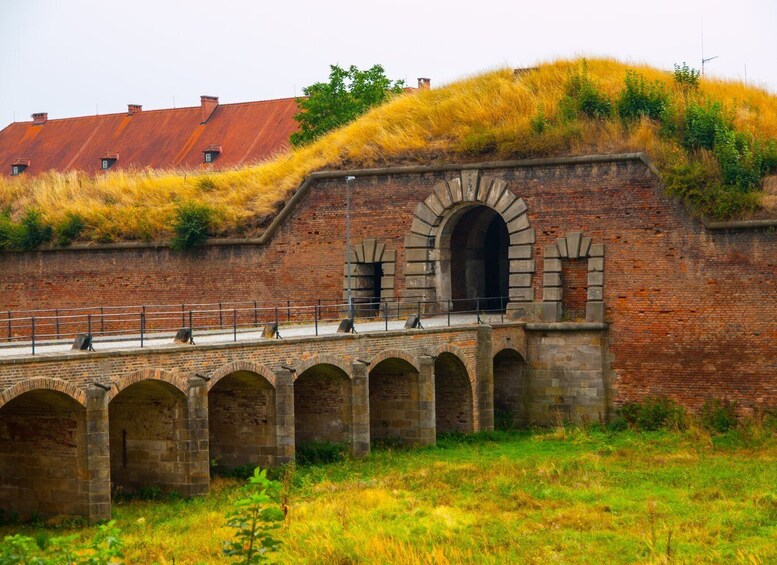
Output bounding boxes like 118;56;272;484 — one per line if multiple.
403;170;535;315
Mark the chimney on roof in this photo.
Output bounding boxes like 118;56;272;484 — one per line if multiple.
201;95;218;123
128;104;142;115
32;112;48;125
417;78;431;91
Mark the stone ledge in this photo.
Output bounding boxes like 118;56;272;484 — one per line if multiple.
702;218;777;231
525;322;608;331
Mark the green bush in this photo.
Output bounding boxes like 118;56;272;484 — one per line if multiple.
0;521;124;564
2;209;53;251
54;212;85;246
295;441;347;466
530;106;549;134
619;396;685;431
683;99;733;151
561;65;612;120
673;62;700;92
700;399;738;432
762;140;777;173
617;71;670;123
170;201;213;250
714;129;762;191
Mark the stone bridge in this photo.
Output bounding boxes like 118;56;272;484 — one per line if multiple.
0;321;608;522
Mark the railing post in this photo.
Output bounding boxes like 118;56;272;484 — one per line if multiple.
140;311;145;348
315;304;319;336
287;299;291;322
233;308;237;342
189;310;193;342
219;302;223;328
7;310;10;342
31;316;35;355
275;306;279;331
55;308;60;339
100;306;105;336
88;313;92;338
253;301;258;327
417;301;421;325
181;304;185;328
384;299;388;331
448;299;451;327
476;296;480;314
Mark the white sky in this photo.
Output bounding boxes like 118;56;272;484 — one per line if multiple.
1;0;775;128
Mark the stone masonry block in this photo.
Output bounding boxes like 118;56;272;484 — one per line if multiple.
508;245;532;259
478;176;494;202
588;257;604;271
506;213;530;234
543;272;562;287
410;217;433;236
509;287;534;301
587;271;603;286
374;242;385;262
502;198;528;222
586;301;605;322
485;178;507;207
567;232;582;259
404;233;428;249
383;249;396;262
510;228;535;245
543;287;563;301
405;248;430;263
509;259;535;273
509;273;532;287
405;275;434;289
494;189;516;215
542;301;562;322
433;180;454;208
580;236;592;258
424;193;445;217
382;262;396;275
544;244;560;258
544;258;562;272
589;243;605;257
414;202;439;226
556;237;568;258
381;276;395;289
461;169;479;200
587;286;603;300
404;261;434;275
363;239;377;263
448;177;463;202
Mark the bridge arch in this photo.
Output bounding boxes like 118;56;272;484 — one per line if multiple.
294;360;352;447
208;363;278;471
0;387;88;519
108;371;190;495
493;347;529;429
107;368;189;402
0;377;86;409
209;360;277;390
368;352;421;445
433;349;475;435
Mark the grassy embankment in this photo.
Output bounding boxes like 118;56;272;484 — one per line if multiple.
2;428;776;563
1;59;777;247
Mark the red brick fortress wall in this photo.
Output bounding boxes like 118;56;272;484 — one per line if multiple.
1;155;775;409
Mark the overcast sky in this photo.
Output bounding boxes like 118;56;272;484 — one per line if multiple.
1;0;775;128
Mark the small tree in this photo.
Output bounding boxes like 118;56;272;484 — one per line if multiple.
290;64;405;146
170;201;213;250
223;468;285;563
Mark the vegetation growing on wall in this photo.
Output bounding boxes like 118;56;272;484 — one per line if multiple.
1;58;776;247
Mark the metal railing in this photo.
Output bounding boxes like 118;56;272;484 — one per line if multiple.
0;295;511;356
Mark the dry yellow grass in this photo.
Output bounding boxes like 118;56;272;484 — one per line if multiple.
2;58;776;243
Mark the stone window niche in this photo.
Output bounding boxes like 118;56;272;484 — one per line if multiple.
542;232;604;322
343;238;396;316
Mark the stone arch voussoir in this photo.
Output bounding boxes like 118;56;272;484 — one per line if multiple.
0;377;87;409
369;349;421;372
404;169;536;313
107;369;189;401
294;354;353;380
208;361;277;390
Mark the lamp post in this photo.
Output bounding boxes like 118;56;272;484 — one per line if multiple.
345;175;356;319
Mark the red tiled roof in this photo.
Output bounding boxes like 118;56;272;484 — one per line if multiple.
0;97;300;176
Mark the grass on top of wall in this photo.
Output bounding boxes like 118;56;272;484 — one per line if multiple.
2;58;777;246
1;427;776;563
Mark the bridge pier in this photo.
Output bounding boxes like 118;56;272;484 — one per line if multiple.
185;377;210;497
418;355;436;446
273;367;295;466
351;362;370;458
476;325;495;431
85;387;111;523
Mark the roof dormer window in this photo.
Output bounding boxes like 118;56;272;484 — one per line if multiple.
100;152;118;171
11;159;30;176
203;144;222;164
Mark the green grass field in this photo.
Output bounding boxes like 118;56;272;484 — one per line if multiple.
2;428;776;564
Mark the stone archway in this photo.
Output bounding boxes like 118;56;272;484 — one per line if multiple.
403;169;536;317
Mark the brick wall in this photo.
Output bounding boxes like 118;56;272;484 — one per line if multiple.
1;156;775;409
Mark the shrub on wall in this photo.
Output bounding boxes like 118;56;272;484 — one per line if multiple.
170;201;213;250
617;71;670;123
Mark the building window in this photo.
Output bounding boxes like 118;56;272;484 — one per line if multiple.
204;152;213;163
11;165;19;176
100;157;117;170
102;159;109;170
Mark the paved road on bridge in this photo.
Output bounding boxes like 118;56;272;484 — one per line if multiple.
0;313;507;358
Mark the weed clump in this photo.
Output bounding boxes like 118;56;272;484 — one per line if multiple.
619;396;686;431
700;398;738;432
170;201;213;250
295;441;348;466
